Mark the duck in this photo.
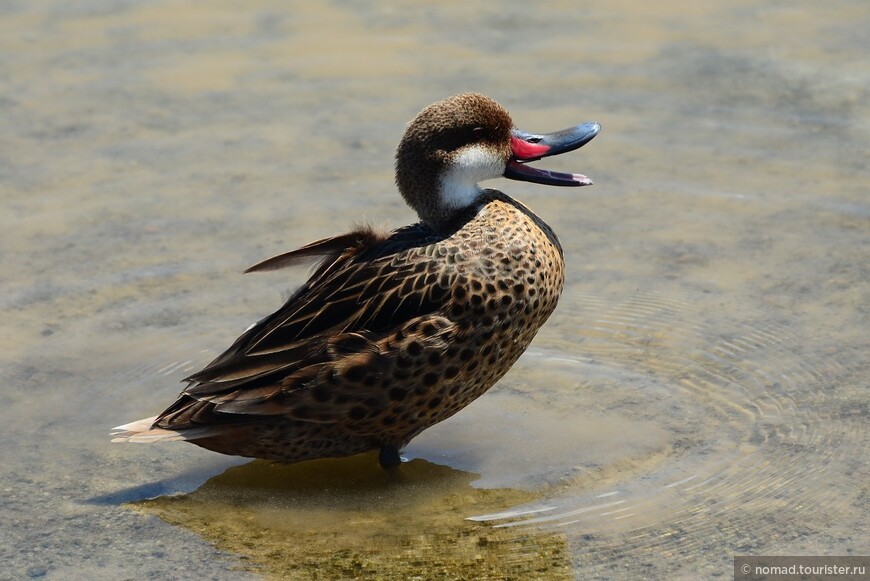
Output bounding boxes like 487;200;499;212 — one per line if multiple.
112;93;600;468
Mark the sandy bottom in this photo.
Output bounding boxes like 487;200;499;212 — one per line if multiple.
1;0;867;578
135;456;570;580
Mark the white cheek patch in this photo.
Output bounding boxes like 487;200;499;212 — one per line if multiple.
438;144;505;210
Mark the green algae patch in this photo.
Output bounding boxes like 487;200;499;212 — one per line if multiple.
133;455;570;580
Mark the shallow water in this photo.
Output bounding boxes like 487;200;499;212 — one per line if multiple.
2;0;868;578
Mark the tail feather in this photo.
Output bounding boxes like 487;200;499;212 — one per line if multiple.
112;416;159;433
111;415;217;443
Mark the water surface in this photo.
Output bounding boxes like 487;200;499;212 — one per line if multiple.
1;0;867;578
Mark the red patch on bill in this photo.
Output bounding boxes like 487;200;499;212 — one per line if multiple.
510;135;551;160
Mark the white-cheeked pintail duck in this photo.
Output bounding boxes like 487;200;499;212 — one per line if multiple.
112;93;600;467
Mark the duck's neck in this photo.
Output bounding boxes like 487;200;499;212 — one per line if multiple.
438;171;485;214
421;186;491;234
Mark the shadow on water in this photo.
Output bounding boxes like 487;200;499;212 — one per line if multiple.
132;455;572;579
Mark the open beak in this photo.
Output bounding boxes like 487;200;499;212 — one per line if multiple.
504;121;600;186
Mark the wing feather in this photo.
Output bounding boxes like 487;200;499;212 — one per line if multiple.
243;226;387;273
155;222;460;431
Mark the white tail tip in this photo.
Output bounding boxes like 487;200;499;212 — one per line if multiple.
112;416;159;433
111;415;214;443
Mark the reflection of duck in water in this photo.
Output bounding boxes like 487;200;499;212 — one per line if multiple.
113;93;599;467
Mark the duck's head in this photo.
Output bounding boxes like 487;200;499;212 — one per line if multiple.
395;93;600;230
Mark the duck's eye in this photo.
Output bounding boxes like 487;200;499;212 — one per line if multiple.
471;127;485;140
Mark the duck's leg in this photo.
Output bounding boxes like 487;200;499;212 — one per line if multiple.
379;444;402;468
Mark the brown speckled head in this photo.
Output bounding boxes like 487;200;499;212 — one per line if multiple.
395;93;514;230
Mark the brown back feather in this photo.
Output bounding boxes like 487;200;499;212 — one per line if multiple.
155;221;459;429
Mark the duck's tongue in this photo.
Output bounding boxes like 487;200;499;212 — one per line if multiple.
504;121;600;186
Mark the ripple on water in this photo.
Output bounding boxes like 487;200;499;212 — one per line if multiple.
465;291;867;573
105;290;866;577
